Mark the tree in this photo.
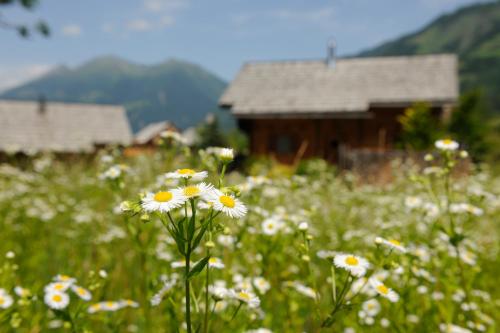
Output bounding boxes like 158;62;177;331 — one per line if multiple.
398;102;442;150
196;113;227;148
0;0;49;37
448;90;489;161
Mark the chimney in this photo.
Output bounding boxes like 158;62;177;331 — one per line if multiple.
326;38;337;68
38;95;46;115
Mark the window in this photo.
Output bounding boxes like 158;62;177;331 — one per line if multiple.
275;135;294;154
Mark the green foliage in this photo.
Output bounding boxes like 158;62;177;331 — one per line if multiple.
196;114;227;148
448;90;489;161
398;102;442;150
0;0;49;38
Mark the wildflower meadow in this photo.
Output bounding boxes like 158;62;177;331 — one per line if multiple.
0;136;498;332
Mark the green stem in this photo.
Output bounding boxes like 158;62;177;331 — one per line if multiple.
230;302;243;321
203;250;211;333
185;246;192;333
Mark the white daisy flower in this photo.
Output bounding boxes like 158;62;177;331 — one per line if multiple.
435;139;459;151
206;189;247;218
292;282;316;299
208;257;225;269
179;182;214;199
141;189;186;213
119;299;139;308
209;284;230;300
405;196;422;209
369;278;399;302
87;303;103;313
245;329;272;333
44;282;71;294
171;260;193;268
165;169;208;181
230;289;260;308
253;277;271;294
218;148;234;162
439;323;472;333
375;237;407;253
0;290;14;309
362;299;381;317
261;218;285;235
334;254;370;277
298;222;309;231
71;285;92;301
214;300;228;312
44;291;70;310
14;286;30;298
54;274;77;285
101;301;121;311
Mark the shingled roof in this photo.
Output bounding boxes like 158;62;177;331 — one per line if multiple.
134;121;176;145
220;54;458;117
0;100;132;153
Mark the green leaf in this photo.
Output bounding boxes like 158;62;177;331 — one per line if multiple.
187;256;209;280
192;220;208;250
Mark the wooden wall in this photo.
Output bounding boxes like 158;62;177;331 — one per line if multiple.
238;107;443;164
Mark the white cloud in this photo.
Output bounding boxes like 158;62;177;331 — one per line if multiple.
0;64;54;93
231;7;335;29
61;24;82;37
144;0;188;12
127;19;153;31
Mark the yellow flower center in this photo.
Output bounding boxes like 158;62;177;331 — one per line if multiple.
219;195;235;208
106;302;115;307
367;303;375;309
154;191;173;202
377;285;389;295
59;275;71;281
389;240;401;246
209;258;217;264
77;288;86;295
184;186;200;197
178;168;195;175
54;283;65;291
52;294;62;302
442;139;453;145
0;297;4;305
238;291;250;301
345;256;359;266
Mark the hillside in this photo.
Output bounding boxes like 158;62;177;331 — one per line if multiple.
359;1;500;113
1;56;231;132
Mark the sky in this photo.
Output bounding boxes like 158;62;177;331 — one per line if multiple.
0;0;489;91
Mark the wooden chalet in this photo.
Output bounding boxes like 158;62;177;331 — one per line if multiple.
0;99;132;154
124;121;178;156
219;50;458;164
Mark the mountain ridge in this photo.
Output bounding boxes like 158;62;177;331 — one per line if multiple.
1;56;231;132
358;0;500;113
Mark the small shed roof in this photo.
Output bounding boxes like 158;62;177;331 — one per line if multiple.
0;100;132;153
219;54;458;117
134;121;175;145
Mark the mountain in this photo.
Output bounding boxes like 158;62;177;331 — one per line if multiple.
1;56;232;132
358;1;500;114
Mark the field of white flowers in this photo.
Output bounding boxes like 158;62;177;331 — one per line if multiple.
0;137;498;333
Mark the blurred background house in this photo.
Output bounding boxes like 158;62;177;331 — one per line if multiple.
0;99;132;155
220;46;458;164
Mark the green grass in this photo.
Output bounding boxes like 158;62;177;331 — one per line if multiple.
0;147;498;332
